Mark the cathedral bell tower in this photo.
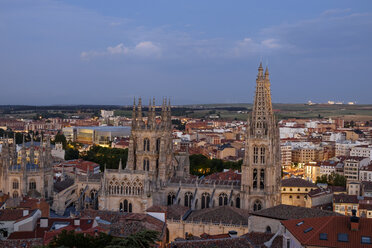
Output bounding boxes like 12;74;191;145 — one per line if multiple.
241;63;281;211
126;97;174;188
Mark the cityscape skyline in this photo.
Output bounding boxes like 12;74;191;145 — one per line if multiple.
1;0;372;105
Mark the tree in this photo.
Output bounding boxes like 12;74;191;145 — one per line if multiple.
189;154;242;176
65;148;79;160
48;230;113;248
81;146;128;171
53;133;67;149
106;230;159;248
316;172;346;187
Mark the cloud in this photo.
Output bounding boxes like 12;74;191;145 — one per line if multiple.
133;41;161;56
107;43;129;54
321;8;351;16
232;37;281;57
80;41;161;60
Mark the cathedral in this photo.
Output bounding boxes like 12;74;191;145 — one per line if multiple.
0;137;54;199
96;63;281;213
2;63;281;215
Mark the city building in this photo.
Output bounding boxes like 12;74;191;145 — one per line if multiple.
282;212;372;248
281;178;318;207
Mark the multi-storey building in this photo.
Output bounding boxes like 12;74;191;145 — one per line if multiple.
350;145;372;160
343;157;370;181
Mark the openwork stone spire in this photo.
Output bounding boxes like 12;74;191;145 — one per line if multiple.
250;63;274;137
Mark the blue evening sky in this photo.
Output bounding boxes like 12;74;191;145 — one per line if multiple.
0;0;371;105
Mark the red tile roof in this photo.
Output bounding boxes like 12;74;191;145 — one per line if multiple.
0;209;24;221
282;216;372;248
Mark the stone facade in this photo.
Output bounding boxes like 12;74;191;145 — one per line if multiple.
0;137;53;200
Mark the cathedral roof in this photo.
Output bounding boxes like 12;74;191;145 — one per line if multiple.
53;178;74;193
146;205;189;220
186;206;250;225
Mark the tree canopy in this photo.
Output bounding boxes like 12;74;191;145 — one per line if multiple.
316;172;346;187
189;154;242;176
81;146;128;171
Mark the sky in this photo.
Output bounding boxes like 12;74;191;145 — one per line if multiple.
0;0;371;105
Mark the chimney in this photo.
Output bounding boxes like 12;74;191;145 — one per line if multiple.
74;218;80;226
228;230;238;238
23;209;29;216
350;209;359;231
40;218;48;228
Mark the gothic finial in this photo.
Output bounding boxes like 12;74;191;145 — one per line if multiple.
118;158;122;172
258;62;264;78
265;66;269;78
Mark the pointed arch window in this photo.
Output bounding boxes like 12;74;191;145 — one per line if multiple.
253;147;259;164
201;192;210;209
260;169;265;190
156;138;161;152
144;138;150;151
129;203;132;213
124;199;128;212
236;195;241;208
184;192;193;207
168;192;176;205
219;193;228;206
253;200;262;211
143;158;150;171
260;147;266;164
253;169;258;189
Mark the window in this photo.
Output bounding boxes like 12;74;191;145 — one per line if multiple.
266;226;271;234
289;195;292;199
201;193;210;209
29;180;36;190
124;199;128;212
286;239;290;248
168;192;176;205
144;138;150;151
260;169;265;189
253;200;262;211
253;146;259;164
304;227;313;233
184;192;193;207
260;147;266;164
236;196;240;208
129;203;132;213
338;233;349;242
12;180;19;189
296;221;304;226
143;158;150;171
283;188;286;191
219;193;228;206
156;138;161;152
253;169;257;189
319;233;328;240
362;236;371;244
297;196;300;199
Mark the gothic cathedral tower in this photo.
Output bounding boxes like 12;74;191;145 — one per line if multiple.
126;98;174;189
241;63;281;211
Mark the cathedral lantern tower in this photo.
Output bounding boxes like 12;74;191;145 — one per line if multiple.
241;63;281;211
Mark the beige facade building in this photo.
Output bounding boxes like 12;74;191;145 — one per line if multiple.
281;178;317;207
